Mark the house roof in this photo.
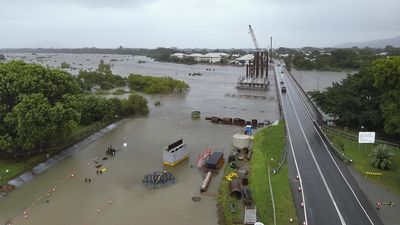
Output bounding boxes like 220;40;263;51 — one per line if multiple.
204;52;230;58
189;53;203;57
235;54;254;61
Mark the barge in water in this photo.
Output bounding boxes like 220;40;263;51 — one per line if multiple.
163;139;189;166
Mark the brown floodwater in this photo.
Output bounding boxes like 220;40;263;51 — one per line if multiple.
0;53;348;225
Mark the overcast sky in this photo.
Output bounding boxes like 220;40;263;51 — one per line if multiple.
1;0;399;49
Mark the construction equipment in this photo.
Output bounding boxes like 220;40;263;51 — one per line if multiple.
248;25;260;51
236;25;269;90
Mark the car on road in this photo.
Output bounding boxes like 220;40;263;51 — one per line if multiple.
280;79;284;84
281;86;287;93
281;70;284;74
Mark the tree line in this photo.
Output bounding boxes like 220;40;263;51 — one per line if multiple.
278;46;400;71
0;61;149;158
309;56;400;136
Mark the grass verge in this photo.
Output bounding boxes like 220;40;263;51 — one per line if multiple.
249;120;297;225
0;120;115;187
217;165;243;225
326;130;400;195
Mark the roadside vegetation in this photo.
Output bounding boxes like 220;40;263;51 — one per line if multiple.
326;130;400;195
309;56;400;137
249;121;297;225
0;121;111;186
217;121;297;225
217;165;243;225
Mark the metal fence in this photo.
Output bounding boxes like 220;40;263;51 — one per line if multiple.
322;125;399;149
11;120;114;159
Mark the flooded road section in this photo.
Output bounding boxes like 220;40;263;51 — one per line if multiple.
1;54;349;224
1;53;280;225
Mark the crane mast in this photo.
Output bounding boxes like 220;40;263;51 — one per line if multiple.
248;25;260;51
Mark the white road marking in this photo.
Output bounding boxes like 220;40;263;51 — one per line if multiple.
275;67;308;225
285;72;376;225
283;70;346;225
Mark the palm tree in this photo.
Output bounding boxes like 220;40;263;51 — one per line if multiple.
371;145;394;170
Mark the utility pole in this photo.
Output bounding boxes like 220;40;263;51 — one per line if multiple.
270;36;273;62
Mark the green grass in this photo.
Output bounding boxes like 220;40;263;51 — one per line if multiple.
249;120;298;225
0;154;47;186
0;121;112;187
327;131;400;195
217;165;243;224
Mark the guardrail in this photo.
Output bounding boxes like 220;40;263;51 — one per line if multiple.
322;125;399;149
364;171;382;178
282;67;353;164
285;69;324;125
272;64;287;174
313;121;353;163
272;149;287;174
267;166;277;225
272;64;283;119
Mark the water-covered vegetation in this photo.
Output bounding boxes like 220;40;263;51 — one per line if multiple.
128;74;189;94
77;60;126;91
0;61;148;158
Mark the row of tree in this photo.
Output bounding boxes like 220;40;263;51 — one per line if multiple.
1;47;249;62
309;56;400;136
0;61;148;157
278;46;400;71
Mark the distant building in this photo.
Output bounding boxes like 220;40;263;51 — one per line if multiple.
234;54;254;65
202;52;230;63
188;53;204;62
180;52;230;63
279;53;290;58
170;53;187;59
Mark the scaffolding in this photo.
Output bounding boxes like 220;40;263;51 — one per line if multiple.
142;171;176;188
236;51;269;90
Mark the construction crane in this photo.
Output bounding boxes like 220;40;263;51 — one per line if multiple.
248;25;260;51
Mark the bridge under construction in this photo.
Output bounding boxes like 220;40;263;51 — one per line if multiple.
236;50;269;90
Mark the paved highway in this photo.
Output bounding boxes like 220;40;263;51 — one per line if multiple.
275;64;383;225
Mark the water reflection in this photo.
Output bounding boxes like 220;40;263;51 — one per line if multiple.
0;53;348;225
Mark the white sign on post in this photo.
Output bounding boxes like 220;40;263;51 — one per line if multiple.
358;132;376;143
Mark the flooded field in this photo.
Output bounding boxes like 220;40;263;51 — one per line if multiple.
291;69;352;92
0;53;348;225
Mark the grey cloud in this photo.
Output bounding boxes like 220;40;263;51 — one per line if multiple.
0;0;399;48
2;0;157;8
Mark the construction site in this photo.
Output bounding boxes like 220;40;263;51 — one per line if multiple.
236;25;271;90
